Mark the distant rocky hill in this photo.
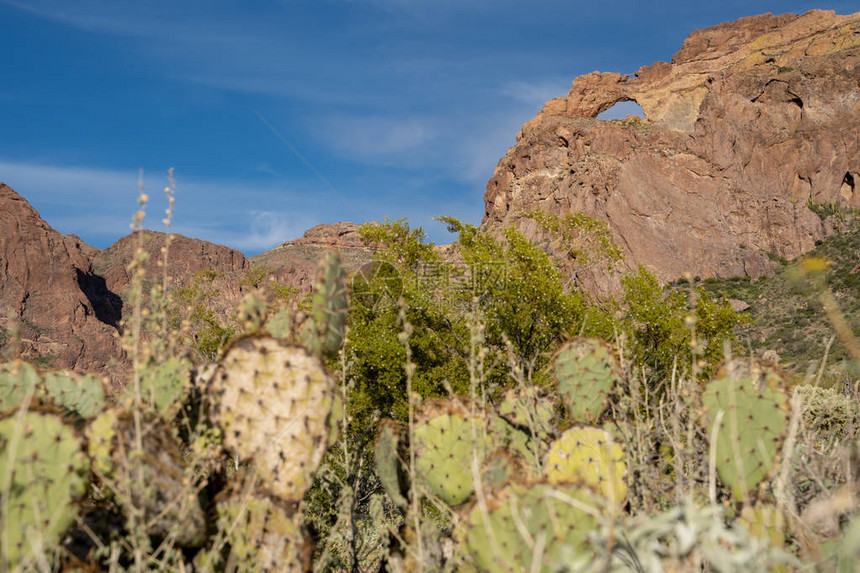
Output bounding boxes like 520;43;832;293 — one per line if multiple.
249;222;374;292
93;229;248;296
483;10;860;288
0;183;122;372
0;184;372;374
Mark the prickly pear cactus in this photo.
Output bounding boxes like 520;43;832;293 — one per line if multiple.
461;482;598;572
414;403;487;506
545;426;627;508
301;250;348;359
0;410;89;569
553;338;620;424
738;503;786;547
239;291;268;333
481;451;524;489
491;388;558;475
702;360;789;502
266;306;293;340
375;420;407;509
42;370;105;418
498;387;556;443
0;360;39;412
209;336;339;501
85;408;206;546
124;357;192;418
87;407;119;477
213;491;312;573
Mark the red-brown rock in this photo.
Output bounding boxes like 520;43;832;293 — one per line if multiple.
94;230;248;294
0;183;122;371
483;10;860;288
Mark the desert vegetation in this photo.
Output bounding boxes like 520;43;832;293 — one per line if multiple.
1;185;859;573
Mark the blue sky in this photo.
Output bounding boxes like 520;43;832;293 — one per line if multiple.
1;1;856;254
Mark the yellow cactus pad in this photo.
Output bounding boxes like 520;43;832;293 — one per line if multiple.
544;426;627;508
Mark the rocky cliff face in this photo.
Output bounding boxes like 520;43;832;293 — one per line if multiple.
0;184;251;374
483;10;860;285
0;183;122;371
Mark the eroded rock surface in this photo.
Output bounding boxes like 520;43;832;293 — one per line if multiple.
0;183;122;371
0;184;254;373
483;10;860;285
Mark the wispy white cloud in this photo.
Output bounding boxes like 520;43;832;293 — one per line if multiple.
0;0;606;249
0;159;346;254
172;210;317;252
0;0;179;37
500;79;570;107
313;115;438;166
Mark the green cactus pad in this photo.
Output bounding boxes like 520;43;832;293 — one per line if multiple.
702;360;789;502
0;361;39;412
301;250;348;359
0;411;89;569
266;306;293;340
414;404;486;506
239;291;268;333
209;336;338;501
375;420;407;508
124;357;192;418
216;492;312;573
461;482;599;572
553;338;620;424
85;408;205;546
481;451;524;490
488;415;543;479
42;370;105;418
498;387;556;442
544;426;627;508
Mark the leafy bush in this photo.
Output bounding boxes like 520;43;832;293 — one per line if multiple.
621;265;740;383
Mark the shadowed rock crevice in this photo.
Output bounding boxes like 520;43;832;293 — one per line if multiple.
752;80;804;109
75;269;123;331
842;172;856;201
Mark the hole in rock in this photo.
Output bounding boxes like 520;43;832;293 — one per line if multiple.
597;100;645;120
